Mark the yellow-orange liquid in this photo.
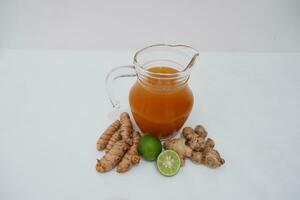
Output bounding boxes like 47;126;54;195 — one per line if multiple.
129;67;193;138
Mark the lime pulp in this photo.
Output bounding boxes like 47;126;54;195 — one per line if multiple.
157;150;181;177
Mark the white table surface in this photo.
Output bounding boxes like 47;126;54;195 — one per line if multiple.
0;49;299;200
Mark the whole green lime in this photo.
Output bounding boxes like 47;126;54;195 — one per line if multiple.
138;135;162;161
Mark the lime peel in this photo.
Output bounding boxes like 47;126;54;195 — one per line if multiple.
138;135;162;161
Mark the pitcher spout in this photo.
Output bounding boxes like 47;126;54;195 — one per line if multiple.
172;44;199;71
185;51;199;70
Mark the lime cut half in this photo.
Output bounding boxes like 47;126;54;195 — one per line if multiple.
157;150;181;177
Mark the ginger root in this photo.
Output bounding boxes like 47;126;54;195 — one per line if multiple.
96;140;130;173
167;124;224;169
194;125;207;138
203;148;225;168
105;131;121;152
190;137;225;168
117;131;141;173
96;120;121;150
182;127;205;152
163;138;192;166
191;149;225;168
204;138;215;149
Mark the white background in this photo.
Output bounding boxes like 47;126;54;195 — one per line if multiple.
1;50;300;200
1;0;300;51
1;0;300;200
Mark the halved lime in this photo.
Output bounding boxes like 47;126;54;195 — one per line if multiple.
157;150;181;177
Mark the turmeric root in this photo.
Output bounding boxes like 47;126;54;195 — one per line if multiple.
105;131;121;152
117;131;141;173
96;140;130;173
182;127;205;152
96;120;121;150
163;138;192;166
119;112;133;142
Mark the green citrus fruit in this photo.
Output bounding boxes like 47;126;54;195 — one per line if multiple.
138;135;162;161
157;150;181;177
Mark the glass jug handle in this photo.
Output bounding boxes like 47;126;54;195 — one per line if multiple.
105;65;137;109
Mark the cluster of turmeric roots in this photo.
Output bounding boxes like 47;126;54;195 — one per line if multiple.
96;112;141;173
164;125;225;168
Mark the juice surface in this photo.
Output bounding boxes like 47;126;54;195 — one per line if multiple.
129;67;193;138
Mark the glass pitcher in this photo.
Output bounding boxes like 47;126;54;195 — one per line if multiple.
106;44;199;139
